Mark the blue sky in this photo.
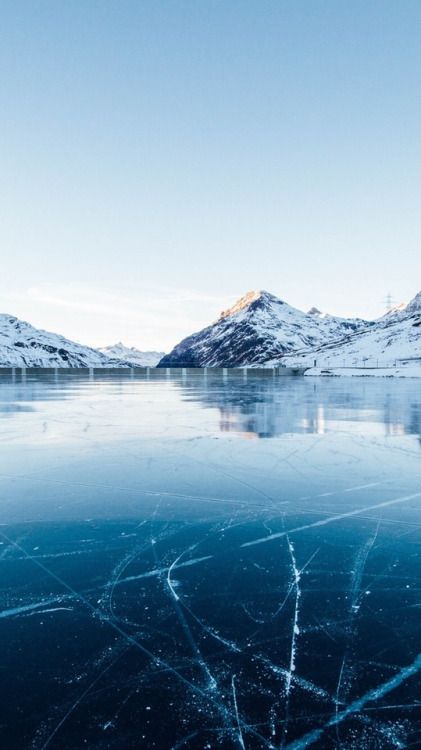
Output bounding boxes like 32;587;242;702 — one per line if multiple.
1;1;421;350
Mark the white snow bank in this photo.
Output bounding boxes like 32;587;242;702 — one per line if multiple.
304;366;421;379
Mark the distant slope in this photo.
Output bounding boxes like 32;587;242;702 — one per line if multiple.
99;343;165;367
0;314;128;368
282;292;421;369
158;290;370;367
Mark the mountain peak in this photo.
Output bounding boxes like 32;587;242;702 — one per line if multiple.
99;342;165;366
218;290;280;320
158;290;368;368
307;307;322;317
405;291;421;314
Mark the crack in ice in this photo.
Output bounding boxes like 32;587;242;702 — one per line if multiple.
241;492;421;548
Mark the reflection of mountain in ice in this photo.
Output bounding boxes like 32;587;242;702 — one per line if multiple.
176;371;421;440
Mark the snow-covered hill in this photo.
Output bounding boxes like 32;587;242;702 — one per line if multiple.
282;291;421;370
0;314;128;368
99;343;165;367
158;290;371;367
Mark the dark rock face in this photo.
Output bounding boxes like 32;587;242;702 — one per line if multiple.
158;291;370;368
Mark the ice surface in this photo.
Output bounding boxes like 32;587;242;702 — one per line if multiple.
0;368;420;749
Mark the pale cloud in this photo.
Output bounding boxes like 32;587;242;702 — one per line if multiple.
0;283;239;351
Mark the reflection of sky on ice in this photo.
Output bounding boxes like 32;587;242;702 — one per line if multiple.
0;369;420;749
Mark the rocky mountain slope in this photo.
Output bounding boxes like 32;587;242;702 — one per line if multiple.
99;343;165;367
283;291;421;370
158;291;371;367
0;314;128;368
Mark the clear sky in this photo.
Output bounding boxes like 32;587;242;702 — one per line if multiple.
1;0;421;351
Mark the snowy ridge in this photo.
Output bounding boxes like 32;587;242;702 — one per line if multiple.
158;291;370;367
99;343;165;367
282;291;421;372
0;314;129;368
402;290;421;315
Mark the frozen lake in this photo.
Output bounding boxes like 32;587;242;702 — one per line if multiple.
1;369;421;749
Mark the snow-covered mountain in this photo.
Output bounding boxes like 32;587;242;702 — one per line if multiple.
282;291;421;370
400;290;421;316
0;314;129;368
157;290;371;367
5;288;420;371
99;343;165;367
